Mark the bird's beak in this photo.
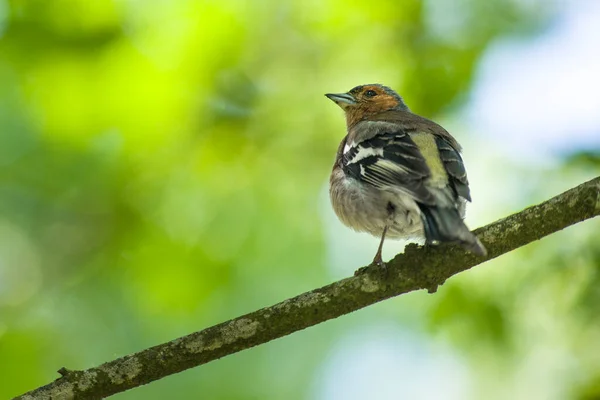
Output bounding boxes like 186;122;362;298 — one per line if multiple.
325;92;357;108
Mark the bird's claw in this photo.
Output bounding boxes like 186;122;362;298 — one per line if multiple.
354;259;388;277
373;259;386;268
354;266;370;276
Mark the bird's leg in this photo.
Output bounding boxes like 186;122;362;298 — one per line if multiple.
372;225;388;266
372;202;395;266
354;224;389;276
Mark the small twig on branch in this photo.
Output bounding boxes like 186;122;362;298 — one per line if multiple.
15;177;600;400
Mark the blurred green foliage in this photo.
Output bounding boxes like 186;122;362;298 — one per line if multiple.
0;0;598;399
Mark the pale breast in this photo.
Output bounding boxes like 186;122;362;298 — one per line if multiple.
329;169;424;239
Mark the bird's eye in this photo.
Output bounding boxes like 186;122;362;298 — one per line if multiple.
364;90;377;98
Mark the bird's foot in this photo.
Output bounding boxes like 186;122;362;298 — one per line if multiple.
353;258;388;276
354;266;370;276
371;251;385;266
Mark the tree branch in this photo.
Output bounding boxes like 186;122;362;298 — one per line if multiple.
15;177;600;400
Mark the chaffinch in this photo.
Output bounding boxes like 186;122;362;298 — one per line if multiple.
326;84;486;265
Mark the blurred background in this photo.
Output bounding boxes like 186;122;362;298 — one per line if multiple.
1;0;599;399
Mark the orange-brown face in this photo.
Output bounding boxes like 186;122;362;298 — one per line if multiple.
325;84;407;127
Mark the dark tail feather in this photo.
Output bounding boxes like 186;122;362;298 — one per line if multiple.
418;204;487;256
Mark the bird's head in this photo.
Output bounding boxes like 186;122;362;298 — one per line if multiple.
325;84;409;127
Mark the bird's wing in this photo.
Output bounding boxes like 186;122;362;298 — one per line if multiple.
364;111;472;203
434;135;471;201
342;128;438;205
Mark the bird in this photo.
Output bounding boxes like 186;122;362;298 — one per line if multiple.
326;84;486;265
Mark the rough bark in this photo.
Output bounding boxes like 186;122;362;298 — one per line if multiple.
15;177;600;400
